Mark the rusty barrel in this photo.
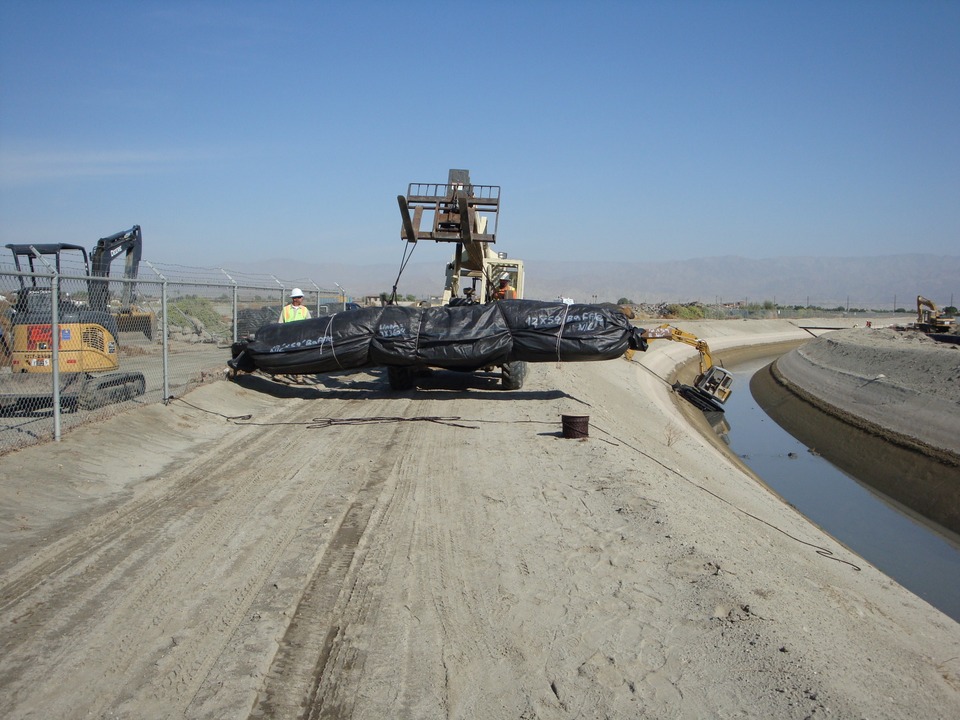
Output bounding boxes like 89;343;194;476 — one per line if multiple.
561;415;589;439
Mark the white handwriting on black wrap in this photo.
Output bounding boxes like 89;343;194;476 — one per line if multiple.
525;310;606;333
377;321;407;338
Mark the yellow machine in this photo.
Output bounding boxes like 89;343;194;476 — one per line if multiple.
395;169;527;389
636;324;734;411
915;295;956;333
1;243;146;413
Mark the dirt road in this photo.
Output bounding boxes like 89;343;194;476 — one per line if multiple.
1;331;959;718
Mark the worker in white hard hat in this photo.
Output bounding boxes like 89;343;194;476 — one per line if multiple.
493;273;517;300
279;288;312;323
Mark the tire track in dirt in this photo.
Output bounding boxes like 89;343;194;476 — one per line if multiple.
0;395;416;718
0;415;281;646
0;415;305;715
250;411;424;719
271;378;591;718
91;444;321;717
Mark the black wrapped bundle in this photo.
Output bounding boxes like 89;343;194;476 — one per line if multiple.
229;300;646;376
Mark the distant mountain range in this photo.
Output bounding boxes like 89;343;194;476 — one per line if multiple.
227;254;960;310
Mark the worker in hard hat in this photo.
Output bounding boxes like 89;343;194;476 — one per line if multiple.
493;273;517;300
279;288;312;323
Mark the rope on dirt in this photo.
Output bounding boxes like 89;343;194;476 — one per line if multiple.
169;396;252;421
167;397;477;429
589;421;863;572
307;416;478;429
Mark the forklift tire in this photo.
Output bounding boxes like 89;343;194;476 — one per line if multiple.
387;366;415;391
501;360;526;390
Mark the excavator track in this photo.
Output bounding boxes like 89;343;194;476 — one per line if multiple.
0;370;145;414
673;382;726;414
77;371;146;410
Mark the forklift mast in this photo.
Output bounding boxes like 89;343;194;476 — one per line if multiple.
398;169;522;303
399;169;499;244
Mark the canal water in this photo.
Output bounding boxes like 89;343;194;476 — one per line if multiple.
722;353;960;623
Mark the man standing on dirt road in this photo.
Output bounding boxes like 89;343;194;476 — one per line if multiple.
279;288;311;323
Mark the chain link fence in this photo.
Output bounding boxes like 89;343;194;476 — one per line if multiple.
1;248;927;454
0;255;345;454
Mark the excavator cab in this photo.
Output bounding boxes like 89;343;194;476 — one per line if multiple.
693;365;734;405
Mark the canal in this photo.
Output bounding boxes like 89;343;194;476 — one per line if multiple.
721;352;960;623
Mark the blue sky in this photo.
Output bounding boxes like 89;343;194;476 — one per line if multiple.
1;0;957;270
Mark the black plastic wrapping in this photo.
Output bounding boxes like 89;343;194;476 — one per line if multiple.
229;300;646;376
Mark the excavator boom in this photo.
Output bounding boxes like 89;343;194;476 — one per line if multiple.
90;225;143;312
87;226;155;339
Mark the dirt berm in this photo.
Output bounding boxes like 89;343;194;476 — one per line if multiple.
773;328;960;460
0;318;958;719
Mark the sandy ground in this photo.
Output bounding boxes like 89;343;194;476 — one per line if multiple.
1;318;959;719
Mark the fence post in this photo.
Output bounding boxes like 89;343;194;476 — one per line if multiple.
146;262;170;402
29;248;61;441
270;275;284;309
220;268;239;343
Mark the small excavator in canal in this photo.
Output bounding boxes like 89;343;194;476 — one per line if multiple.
0;238;147;413
630;324;734;413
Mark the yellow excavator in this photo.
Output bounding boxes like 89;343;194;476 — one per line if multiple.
0;242;146;413
630;324;734;412
915;295;956;333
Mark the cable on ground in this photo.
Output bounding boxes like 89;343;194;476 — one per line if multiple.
588;420;862;572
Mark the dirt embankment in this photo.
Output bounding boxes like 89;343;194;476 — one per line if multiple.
772;328;960;464
0;319;958;719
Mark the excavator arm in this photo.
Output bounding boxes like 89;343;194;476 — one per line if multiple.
642;324;717;376
88;226;155;340
89;225;143;312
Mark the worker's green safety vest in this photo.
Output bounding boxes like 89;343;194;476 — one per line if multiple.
280;305;310;323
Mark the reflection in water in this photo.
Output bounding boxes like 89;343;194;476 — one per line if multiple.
702;410;730;444
720;354;960;623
